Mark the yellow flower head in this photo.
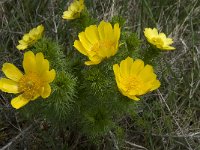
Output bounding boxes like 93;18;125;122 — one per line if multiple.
0;51;56;109
16;25;44;50
144;28;175;50
62;0;84;20
113;57;160;101
74;20;121;65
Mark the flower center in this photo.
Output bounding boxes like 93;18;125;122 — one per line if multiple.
91;40;116;56
151;37;164;48
18;73;42;99
123;76;142;92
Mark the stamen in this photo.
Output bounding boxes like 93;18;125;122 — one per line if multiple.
152;37;164;48
18;73;43;99
91;40;116;56
123;76;142;92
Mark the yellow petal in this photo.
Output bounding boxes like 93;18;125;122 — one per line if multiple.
41;69;56;83
120;57;133;77
114;23;120;42
74;40;88;55
19;40;27;45
159;33;167;40
22;34;30;42
85;57;101;65
163;46;176;50
164;38;173;45
128;95;140;101
139;65;156;82
23;51;36;73
98;21;107;40
69;2;79;12
40;84;51;98
78;32;93;50
16;44;28;50
144;28;158;39
37;25;44;33
0;78;19;93
62;11;75;19
85;25;99;44
150;80;161;91
11;95;30;109
113;64;121;83
103;22;113;40
130;59;144;75
35;52;49;74
152;28;159;36
85;61;97;65
2;63;23;82
113;64;120;76
29;28;37;38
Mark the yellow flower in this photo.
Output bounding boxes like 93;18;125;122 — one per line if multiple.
0;51;56;109
62;0;84;20
144;28;175;50
113;57;160;101
16;25;44;50
74;20;120;65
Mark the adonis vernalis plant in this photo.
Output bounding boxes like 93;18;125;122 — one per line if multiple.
0;51;55;109
144;28;175;50
0;0;179;147
113;57;160;100
62;0;85;20
17;25;44;50
74;20;120;65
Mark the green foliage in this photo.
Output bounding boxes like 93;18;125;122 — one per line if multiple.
66;8;97;34
140;45;161;65
111;15;126;27
66;56;138;142
44;71;77;127
124;32;141;58
32;37;67;71
1;0;200;149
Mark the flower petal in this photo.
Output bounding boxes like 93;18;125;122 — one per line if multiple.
78;32;93;50
128;95;140;101
2;63;23;82
150;80;161;91
37;25;44;34
23;51;36;73
40;84;51;98
120;57;133;77
16;44;28;50
144;28;159;40
113;64;120;76
85;25;99;44
62;11;75;19
103;22;113;40
35;52;49;74
164;38;173;45
11;95;30;109
22;34;30;42
114;23;120;42
74;40;88;55
0;78;19;93
98;21;107;40
139;65;156;82
130;59;144;75
113;64;121;83
163;45;176;50
41;69;56;83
